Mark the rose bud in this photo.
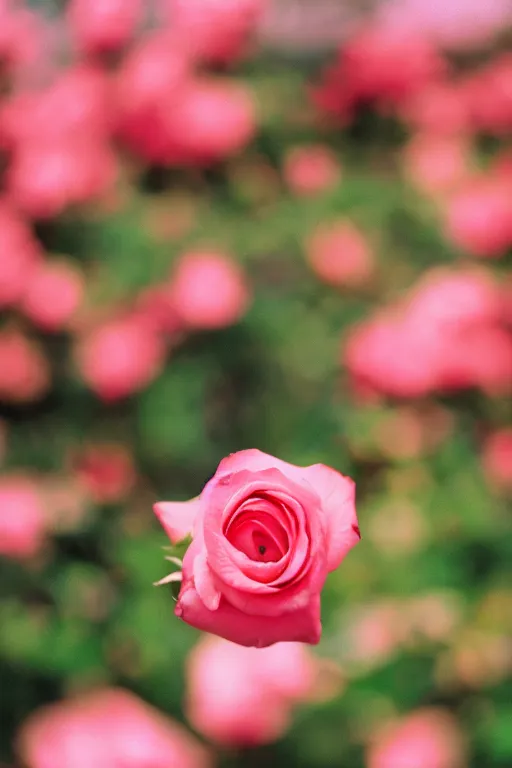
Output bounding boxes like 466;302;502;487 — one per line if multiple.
153;449;360;647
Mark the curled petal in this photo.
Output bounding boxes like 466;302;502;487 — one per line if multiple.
176;585;322;648
154;498;199;544
303;464;360;571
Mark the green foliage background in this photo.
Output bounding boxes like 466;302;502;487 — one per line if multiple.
1;16;511;768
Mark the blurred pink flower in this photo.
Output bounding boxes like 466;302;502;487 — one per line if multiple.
306;219;374;287
0;200;42;308
160;78;257;166
17;688;211;768
1;65;112;149
464;54;512;135
67;0;143;56
284;144;341;197
379;0;512;51
73;443;136;503
186;635;333;746
20;260;84;332
314;25;444;120
160;0;266;64
169;250;250;329
403;134;470;197
443;175;512;258
75;314;166;401
400;81;471;136
0;475;46;559
344;601;407;667
367;708;466;768
0;329;50;403
0;2;49;80
345;268;512;398
7;137;117;219
481;429;512;491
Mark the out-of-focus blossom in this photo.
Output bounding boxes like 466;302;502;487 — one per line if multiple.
160;78;257;166
73;443;136;503
400;81;471;136
367;708;466;768
67;0;143;56
342;601;407;667
0;1;49;80
450;631;512;688
115;33;189;163
464;54;512;135
345;268;512;398
75;314;166;401
403;134;470;197
283;144;341;197
0;65;112;149
7;137;117;220
160;0;266;64
0;475;46;558
313;26;444;121
20;260;84;332
169;250;250;329
481;429;512;491
0;200;42;308
17;688;211;768
379;0;512;51
306;220;374;288
0;329;50;403
443;175;512;258
186;635;336;746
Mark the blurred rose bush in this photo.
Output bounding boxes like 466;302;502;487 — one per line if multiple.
0;0;510;767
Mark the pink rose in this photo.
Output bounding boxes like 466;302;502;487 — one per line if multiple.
20;260;84;332
16;688;211;768
67;0;142;56
0;475;46;559
168;250;250;330
185;635;336;746
283;144;341;197
367;707;466;768
154;449;359;647
75;313;165;401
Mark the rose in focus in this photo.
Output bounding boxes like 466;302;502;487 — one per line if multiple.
154;449;359;647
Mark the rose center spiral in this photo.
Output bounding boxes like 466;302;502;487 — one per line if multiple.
225;507;289;563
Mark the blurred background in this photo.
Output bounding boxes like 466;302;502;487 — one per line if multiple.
0;1;511;767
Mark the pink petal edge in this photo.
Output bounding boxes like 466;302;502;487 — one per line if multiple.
153;498;200;544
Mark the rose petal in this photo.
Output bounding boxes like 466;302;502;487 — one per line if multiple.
302;464;360;571
154;498;199;544
193;549;221;611
176;586;322;648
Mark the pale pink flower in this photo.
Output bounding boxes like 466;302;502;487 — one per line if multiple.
75;314;166;401
186;635;332;746
21;260;84;332
0;329;50;403
283;144;341;197
169;250;250;329
306;220;374;287
0;475;46;559
367;708;466;768
17;688;211;768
